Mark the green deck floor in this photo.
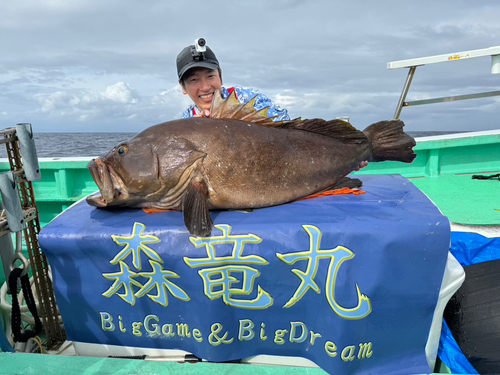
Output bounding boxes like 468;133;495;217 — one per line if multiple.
409;174;500;225
0;352;455;374
0;352;326;375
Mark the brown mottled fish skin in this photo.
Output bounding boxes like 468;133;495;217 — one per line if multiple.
87;91;416;236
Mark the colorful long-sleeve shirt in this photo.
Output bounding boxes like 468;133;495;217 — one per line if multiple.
181;86;289;121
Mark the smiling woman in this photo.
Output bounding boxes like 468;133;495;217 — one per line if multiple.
176;39;223;116
181;68;223;115
176;38;289;121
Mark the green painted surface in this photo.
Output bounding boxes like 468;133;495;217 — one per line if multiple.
0;352;453;374
0;159;98;228
410;174;500;225
414;133;500;150
0;353;326;375
352;132;500;225
354;135;500;178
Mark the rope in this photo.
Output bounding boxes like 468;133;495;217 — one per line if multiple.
472;173;500;181
8;267;43;343
31;336;47;354
56;341;74;355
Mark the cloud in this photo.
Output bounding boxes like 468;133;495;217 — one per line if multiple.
102;82;138;104
35;91;69;113
30;82;140;127
23;81;191;131
34;82;138;112
1;1;499;133
153;85;192;112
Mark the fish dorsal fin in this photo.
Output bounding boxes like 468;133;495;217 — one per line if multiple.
278;118;368;143
210;90;367;143
210;89;279;126
210;89;239;118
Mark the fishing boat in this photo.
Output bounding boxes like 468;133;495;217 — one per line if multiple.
1;46;499;374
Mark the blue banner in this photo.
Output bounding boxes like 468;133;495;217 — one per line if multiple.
39;175;450;374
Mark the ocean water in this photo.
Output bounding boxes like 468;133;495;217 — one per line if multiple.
1;131;463;159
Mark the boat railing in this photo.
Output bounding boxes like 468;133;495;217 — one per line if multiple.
388;46;500;119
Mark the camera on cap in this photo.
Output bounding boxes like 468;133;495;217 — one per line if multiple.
194;38;206;53
177;38;219;80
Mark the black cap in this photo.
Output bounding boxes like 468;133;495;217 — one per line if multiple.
176;42;220;81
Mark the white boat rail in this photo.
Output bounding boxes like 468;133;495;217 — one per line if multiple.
388;46;500;119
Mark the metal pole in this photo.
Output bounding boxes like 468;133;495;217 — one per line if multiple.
15;124;41;182
0;202;17;291
394;66;417;120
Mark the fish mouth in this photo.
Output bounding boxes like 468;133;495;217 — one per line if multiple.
86;158;129;207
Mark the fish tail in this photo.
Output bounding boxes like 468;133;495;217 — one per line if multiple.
363;120;416;163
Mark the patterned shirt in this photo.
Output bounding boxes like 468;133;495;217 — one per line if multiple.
181;86;289;121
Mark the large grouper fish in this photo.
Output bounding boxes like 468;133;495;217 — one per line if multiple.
87;89;416;236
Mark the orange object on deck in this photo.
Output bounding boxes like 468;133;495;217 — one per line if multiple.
296;188;366;201
142;188;365;214
143;208;179;214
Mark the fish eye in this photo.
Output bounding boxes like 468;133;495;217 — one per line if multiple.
117;145;128;155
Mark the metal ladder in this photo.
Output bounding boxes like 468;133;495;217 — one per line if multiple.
0;124;66;349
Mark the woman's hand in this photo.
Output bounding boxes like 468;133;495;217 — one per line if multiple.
194;109;211;117
355;161;369;171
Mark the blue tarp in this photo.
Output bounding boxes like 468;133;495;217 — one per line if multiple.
39;175;450;375
0;314;13;353
450;232;500;267
437;232;500;374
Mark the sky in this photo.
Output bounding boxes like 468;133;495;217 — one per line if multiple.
1;0;499;133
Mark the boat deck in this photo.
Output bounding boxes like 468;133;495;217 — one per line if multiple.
353;130;500;226
0;351;451;374
0;352;326;375
410;173;500;225
1;130;499;374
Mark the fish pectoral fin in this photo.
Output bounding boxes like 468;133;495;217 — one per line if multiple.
86;192;108;207
182;179;213;237
329;177;363;190
317;177;363;193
